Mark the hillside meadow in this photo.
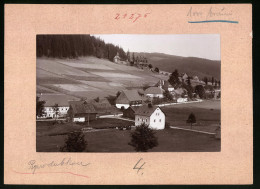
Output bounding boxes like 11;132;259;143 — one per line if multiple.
37;57;168;99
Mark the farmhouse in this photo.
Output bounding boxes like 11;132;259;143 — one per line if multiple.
68;101;97;123
37;94;77;119
145;87;164;98
87;98;119;114
172;88;187;97
135;104;165;130
123;106;139;119
115;90;143;109
154;80;174;92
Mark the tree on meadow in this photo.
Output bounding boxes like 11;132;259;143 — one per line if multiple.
60;131;87;152
36;96;46;118
168;69;180;88
128;123;158;152
186;113;196;129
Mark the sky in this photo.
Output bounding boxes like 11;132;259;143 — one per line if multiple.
92;34;220;61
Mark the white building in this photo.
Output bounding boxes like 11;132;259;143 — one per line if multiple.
145;87;164;98
37;94;78;119
43;106;69;118
113;52;121;63
177;97;188;103
135;104;165;130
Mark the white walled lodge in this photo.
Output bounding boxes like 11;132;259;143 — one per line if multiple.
41;106;69;118
135;106;165;130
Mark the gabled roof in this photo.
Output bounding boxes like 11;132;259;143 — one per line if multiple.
87;98;111;105
173;88;187;95
135;104;161;116
154;80;174;90
122;90;143;101
38;94;79;107
128;106;140;112
69;101;97;114
137;89;145;95
145;87;164;95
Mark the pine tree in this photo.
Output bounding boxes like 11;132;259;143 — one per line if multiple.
60;131;87;152
36;96;46;118
168;69;180;88
129;123;158;152
186;113;196;129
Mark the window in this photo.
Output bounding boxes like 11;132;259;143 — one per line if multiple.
154;119;156;122
159;119;161;122
146;119;147;122
158;113;160;116
138;118;139;121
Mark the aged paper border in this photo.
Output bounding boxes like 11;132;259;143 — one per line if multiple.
4;4;252;185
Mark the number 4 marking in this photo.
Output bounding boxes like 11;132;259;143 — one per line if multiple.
133;158;145;174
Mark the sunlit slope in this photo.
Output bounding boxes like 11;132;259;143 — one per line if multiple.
37;57;168;99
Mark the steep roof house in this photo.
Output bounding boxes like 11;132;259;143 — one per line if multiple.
154;80;174;92
135;104;165;130
145;87;164;98
123;106;140;119
68;101;98;124
88;98;118;115
115;90;143;109
37;94;78;119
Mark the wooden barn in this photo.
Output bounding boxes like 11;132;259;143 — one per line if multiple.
88;98;118;115
123;106;139;119
115;90;143;109
67;101;98;125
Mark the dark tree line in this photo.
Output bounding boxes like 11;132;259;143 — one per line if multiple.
36;35;127;61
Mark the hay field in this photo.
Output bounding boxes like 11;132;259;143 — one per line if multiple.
37;57;167;99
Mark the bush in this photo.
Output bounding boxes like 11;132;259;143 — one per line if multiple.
154;67;159;73
60;131;87;152
165;122;170;129
128;123;158;152
186;113;196;129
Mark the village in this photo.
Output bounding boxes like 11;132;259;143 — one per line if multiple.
36;51;221;152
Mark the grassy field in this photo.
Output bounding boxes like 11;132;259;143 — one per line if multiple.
36;126;220;152
37;57;168;99
161;100;220;133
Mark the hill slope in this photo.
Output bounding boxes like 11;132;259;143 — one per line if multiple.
37;56;169;99
134;52;221;80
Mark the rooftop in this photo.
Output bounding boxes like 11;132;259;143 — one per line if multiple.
135;104;160;116
122;89;143;101
145;87;164;95
69;101;97;114
37;94;79;107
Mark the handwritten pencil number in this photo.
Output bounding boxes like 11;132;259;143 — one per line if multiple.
133;158;145;175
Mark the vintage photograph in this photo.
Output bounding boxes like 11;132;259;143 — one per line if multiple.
36;34;221;152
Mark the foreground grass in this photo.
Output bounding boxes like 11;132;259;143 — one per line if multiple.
36;118;133;137
162;100;220;130
37;128;220;152
36;100;221;152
